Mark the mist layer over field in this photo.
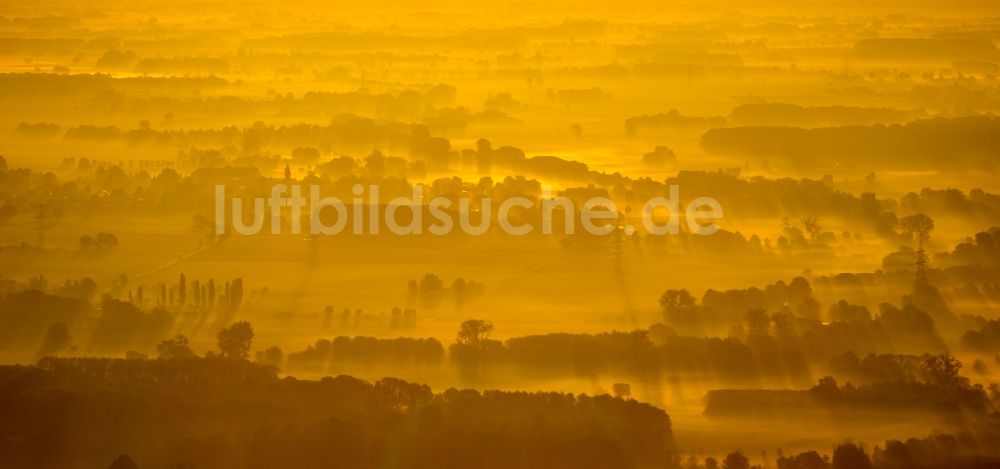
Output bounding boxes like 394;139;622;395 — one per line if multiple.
2;1;1000;468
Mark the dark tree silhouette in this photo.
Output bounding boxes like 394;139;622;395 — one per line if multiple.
898;213;934;245
723;451;750;469
612;382;631;399
217;321;253;360
156;335;196;359
456;319;493;346
256;345;283;368
178;273;187;306
832;442;871;469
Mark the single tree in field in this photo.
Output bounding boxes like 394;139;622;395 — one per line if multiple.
451;319;496;382
456;319;493;347
659;289;697;325
79;234;95;250
95;232;118;250
217;321;253;360
801;217;822;240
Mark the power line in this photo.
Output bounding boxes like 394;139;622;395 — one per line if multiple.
611;223;627;274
